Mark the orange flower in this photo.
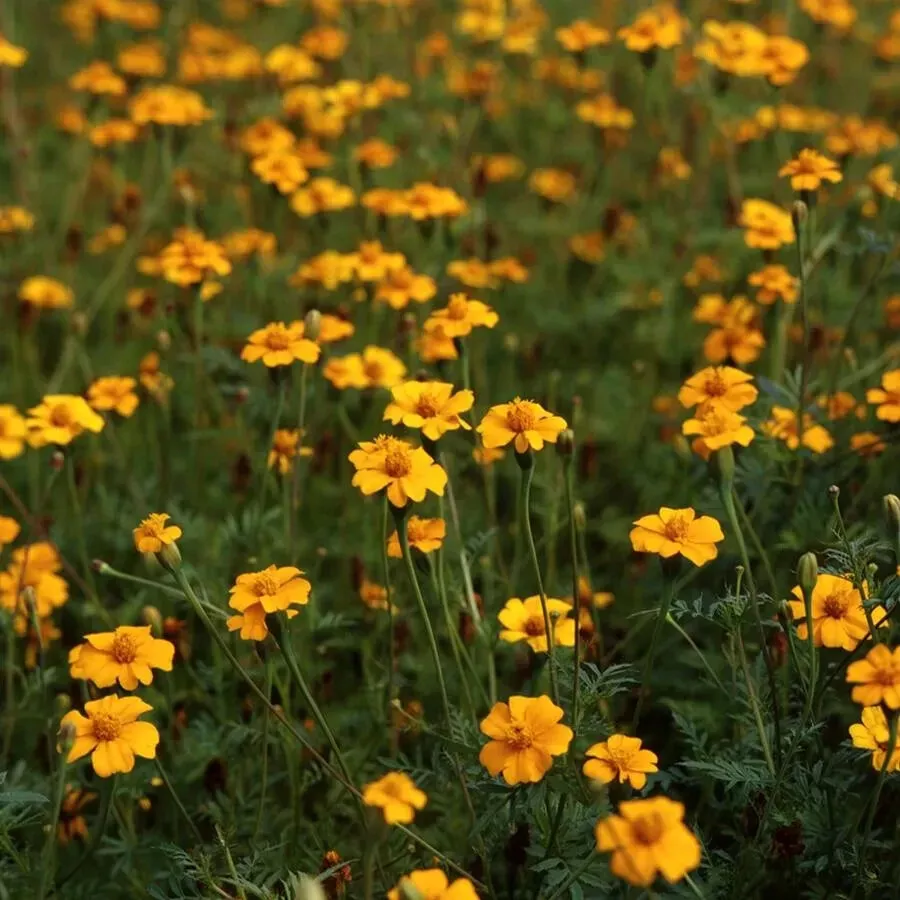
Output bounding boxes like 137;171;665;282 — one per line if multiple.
682;405;754;460
528;168;577;203
424;293;498;338
69;60;127;96
251;149;309;194
748;265;799;305
387;517;446;558
362;772;426;824
157;230;232;287
678;367;758;412
497;597;575;652
323;347;406;390
349;436;447;507
866;371;900;422
618;4;685;52
349;240;406;282
241;322;321;367
630;507;724;567
129;84;213;126
762;406;833;453
0;516;20;549
69;626;175;691
477;398;567;454
556;20;611;52
226;565;311;641
779;149;842;192
847;644;900;709
0;405;26;459
739;199;795;250
384;381;474;440
290;177;355;216
26;396;104;447
850;706;900;772
133;513;182;554
584;735;659;789
375;267;437;309
87;377;139;418
19;276;74;310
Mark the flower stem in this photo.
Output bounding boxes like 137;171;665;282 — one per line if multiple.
380;495;396;752
38;744;70;900
289;362;310;563
546;851;595;900
520;463;560;704
666;613;727;695
252;658;273;843
54;775;117;892
735;629;776;778
155;756;203;844
564;463;581;741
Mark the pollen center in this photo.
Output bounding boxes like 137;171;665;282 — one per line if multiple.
254;574;279;597
523;615;546;637
111;633;138;663
822;594;847;619
265;327;291;350
505;402;536;433
505;721;534;750
49;404;74;427
91;712;122;743
704;373;727;397
447;296;469;320
631;813;665;845
663;515;690;542
384;447;413;478
415;392;442;418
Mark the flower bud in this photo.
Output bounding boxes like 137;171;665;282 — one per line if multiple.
303;309;322;343
142;605;163;635
557;428;575;458
50;450;65;472
158;541;182;571
70;311;88;337
797;552;818;599
398;878;425;900
884;494;900;532
291;874;327;900
157;330;171;352
573;502;586;531
791;200;808;232
58;720;77;754
55;693;72;715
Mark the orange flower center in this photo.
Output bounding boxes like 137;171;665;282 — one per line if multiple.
505;402;536;433
364;360;385;381
703;373;727;397
447;297;469;320
139;515;167;539
111;633;139;663
875;666;898;686
384;446;413;478
631;812;665;845
505;721;534;750
523;615;546;637
264;327;291;350
91;711;122;742
49;404;74;427
415;392;442;418
822;593;848;619
253;573;279;597
663;514;690;543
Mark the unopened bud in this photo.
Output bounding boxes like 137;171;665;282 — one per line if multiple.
58;721;77;753
157;330;171;352
70;311;88;337
55;693;72;715
573;502;586;531
142;605;163;635
883;494;900;531
303;309;322;343
50;451;65;472
828;485;840;499
398;878;425;900
158;542;182;571
557;428;575;458
791;200;808;232
797;552;818;598
291;874;326;900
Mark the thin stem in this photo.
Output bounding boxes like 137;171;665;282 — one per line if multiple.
216;824;248;900
38;745;70;900
252;658;273;843
685;873;708;900
155;757;203;845
546;851;595;900
665;614;727;694
564;462;581;741
734;498;778;600
631;570;677;732
520;462;560;704
800;580;818;728
735;630;776;778
380;495;396;752
289;363;310;563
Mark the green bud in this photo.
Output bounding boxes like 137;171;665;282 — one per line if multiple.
797;552;818;599
303;309;322;343
883;494;900;532
290;875;326;900
158;541;182;571
557;428;575;458
398;878;425;900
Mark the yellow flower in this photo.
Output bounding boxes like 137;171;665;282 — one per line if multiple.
568;575;614;610
596;796;701;886
472;153;525;183
682;405;754;460
0;516;20;549
362;772;427;824
630;507;724;567
584;735;659;790
69;626;175;691
290;251;355;291
268;429;312;475
240;117;296;156
128;84;213;127
0;34;28;67
87;377;139;418
384;381;474;441
850;432;885;457
69;60;127;96
788;574;886;651
556;20;611;52
748;265;799;305
739;199;795;250
847;644;900;709
477;398;567;454
0;205;34;233
375;267;437;309
57;787;96;845
387;870;477;900
290;177;355;216
779;149;842;192
18;276;74;310
424;293;498;338
569;232;606;264
349;435;447;508
850;706;900;772
762;406;833;453
359;578;394;612
117;38;167;77
349;240;406;282
387;516;446;558
26;395;104;448
677;366;758;413
0;543;68;619
866;371;900;422
0;405;26;459
226;565;311;641
473;445;506;467
241;321;321;367
528;168;577;203
479;695;573;785
323;347;407;390
618;4;685;52
576;94;635;130
157;229;232;287
497;597;575;652
251;149;309;194
800;0;857;31
60;695;159;778
354;138;398;168
133;513;182;554
446;259;497;289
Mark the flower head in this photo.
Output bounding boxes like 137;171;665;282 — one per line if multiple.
19;276;74;310
384;381;474;441
60;695;159;777
129;84;213;127
0;516;20;549
26;396;104;448
69;626;175;691
324;347;406;390
748;265;799;305
362;772;427;824
584;735;659;790
678;367;758;413
479;695;573;785
226;565;311;641
87;377;139;418
497;597;575;652
596;796;701;886
387;871;478;900
762;406;833;453
682;405;754;460
424;293;498;339
630;507;724;567
0;405;26;459
847;644;900;709
866;370;900;422
241;321;321;367
268;429;312;475
779;149;842;192
739;199;795;250
349;436;447;508
477;398;567;454
57;787;96;845
850;706;900;772
387;517;446;558
133;513;182;554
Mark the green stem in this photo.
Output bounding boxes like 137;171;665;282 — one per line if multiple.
735;630;776;778
631;570;677;732
289;363;310;563
564;463;581;742
155;757;203;844
252;658;273;843
380;495;396;752
800;581;818;728
38;744;70;900
546;851;595;900
734;498;778;600
520;462;560;704
685;873;708;900
216;824;248;900
665;613;727;694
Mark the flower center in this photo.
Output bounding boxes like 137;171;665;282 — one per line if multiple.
364;361;384;381
505;401;537;433
704;373;727;397
49;404;73;427
111;633;138;663
447;296;469;320
141;515;166;538
265;327;291;350
505;721;534;750
91;712;122;743
663;514;690;543
415;392;442;418
523;615;546;637
384;447;413;478
631;813;665;845
822;593;847;619
254;574;279;597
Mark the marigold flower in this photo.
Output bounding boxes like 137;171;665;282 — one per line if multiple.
618;4;685;52
584;735;659;789
133;513;182;554
596;796;701;886
787;573;887;650
362;772;427;824
678;366;758;413
384;381;474;441
761;35;809;86
87;377;139;418
847;644;900;709
576;94;635;130
799;0;856;31
268;429;312;475
375;267;437;309
0;205;34;233
117;38;167;77
567;575;613;610
748;265;799;305
19;276;74;310
477;398;567;454
359;578;394;612
762;406;833;453
157;229;232;287
251;149;309;194
779;149;842;192
569;232;606;264
850;706;900;772
387;517;446;558
425;293;498;339
471;153;525;183
703;324;766;366
349;435;447;508
739;199;795;250
528;168;577;203
290;177;355;216
324;347;407;390
26;395;104;448
69;625;175;691
226;565;311;641
388;871;476;900
0;405;26;459
682;406;754;460
630;507;724;567
479;695;573;785
0;516;20;548
60;695;159;778
403;183;468;220
57;788;95;845
866;371;900;422
69;60;126;95
354;138;398;168
850;432;885;457
556;20;611;52
349;240;406;282
498;597;575;652
447;259;498;289
290;251;355;291
241;321;321;367
240;117;296;156
0;34;28;67
129;84;213;127
817;391;859;421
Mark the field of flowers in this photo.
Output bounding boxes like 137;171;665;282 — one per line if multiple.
1;0;900;898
